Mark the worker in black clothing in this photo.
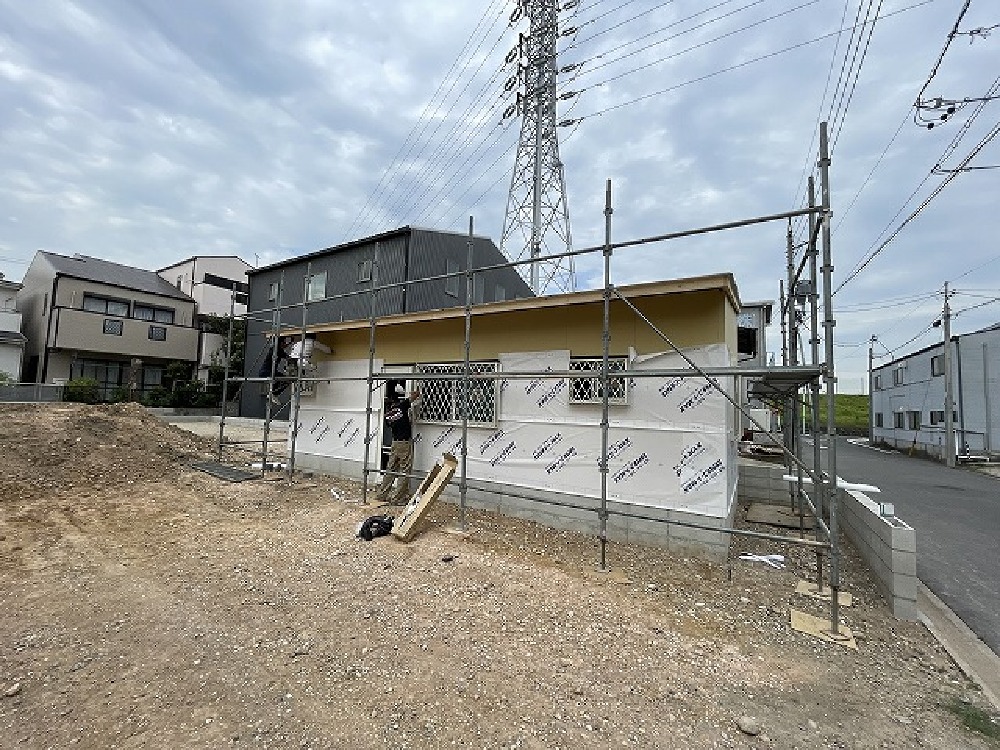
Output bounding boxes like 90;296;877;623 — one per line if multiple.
374;384;420;504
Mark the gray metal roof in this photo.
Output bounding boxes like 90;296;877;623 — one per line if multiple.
248;225;499;275
42;252;194;301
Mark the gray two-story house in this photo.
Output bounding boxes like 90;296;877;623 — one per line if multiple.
242;226;534;418
19;252;199;399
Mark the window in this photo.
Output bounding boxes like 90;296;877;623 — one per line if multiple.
143;366;163;388
445;260;460;297
893;412;905;429
893;366;904;386
931;355;943;376
70;359;123;400
495;285;505;302
930;410;944;425
133;304;175;324
907;411;921;430
358;260;373;283
873;374;881;390
569;357;628;404
267;282;279;301
415;361;499;426
175;275;183;289
103;319;123;336
306;271;327;302
875;413;883;428
148;325;167;341
474;277;485;305
83;294;129;317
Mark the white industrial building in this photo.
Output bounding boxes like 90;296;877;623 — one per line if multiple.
871;321;1000;459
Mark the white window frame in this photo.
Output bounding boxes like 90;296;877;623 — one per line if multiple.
358;259;373;283
306;271;327;302
415;361;499;427
569;356;629;405
445;260;460;297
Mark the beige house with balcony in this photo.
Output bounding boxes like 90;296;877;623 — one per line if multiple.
18;252;198;398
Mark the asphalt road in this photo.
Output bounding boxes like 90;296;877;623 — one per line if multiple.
830;437;1000;655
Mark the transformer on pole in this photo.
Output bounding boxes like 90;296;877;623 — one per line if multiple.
500;0;576;296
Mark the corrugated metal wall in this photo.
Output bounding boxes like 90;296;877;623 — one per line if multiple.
241;228;535;418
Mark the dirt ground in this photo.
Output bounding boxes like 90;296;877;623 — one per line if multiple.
1;402;997;749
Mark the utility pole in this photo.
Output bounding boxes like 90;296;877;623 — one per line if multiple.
943;282;956;467
500;0;575;296
868;335;876;443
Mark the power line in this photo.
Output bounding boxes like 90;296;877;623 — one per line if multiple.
340;0;510;241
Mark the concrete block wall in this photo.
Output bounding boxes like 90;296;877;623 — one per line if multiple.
295;454;734;561
837;487;917;620
736;457;918;621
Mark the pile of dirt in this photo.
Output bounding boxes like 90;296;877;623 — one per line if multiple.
1;403;997;749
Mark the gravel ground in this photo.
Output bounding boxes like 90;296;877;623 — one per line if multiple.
1;403;997;749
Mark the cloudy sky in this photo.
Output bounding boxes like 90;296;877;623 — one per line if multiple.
1;0;997;392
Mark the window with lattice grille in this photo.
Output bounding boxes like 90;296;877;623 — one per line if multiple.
415;362;498;426
569;357;628;404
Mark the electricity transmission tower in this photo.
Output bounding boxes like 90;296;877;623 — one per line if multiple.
500;0;576;296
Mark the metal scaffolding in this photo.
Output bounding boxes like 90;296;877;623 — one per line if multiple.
218;122;845;634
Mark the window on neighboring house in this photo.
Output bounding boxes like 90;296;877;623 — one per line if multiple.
445;260;460;297
143;367;163;388
907;410;921;430
495;285;505;302
133;304;175;324
42;292;48;316
931;355;944;376
306;271;327;302
175;275;183;289
893;412;905;429
103;319;123;336
875;413;883;428
83;294;129;317
893;366;904;386
569;356;629;404
930;410;944;425
148;325;167;341
267;282;279;302
71;359;123;400
873;374;881;390
358;260;373;283
415;361;499;426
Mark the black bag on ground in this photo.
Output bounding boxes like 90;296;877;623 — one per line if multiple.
357;514;394;541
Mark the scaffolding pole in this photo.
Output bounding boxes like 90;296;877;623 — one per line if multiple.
362;244;380;504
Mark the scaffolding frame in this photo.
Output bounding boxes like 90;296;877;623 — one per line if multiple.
217;122;845;634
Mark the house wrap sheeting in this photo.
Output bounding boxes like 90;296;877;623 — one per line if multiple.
293;343;735;519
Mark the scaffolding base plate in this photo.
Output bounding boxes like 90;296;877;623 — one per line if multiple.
795;579;853;606
191;462;260;483
745;503;815;529
789;609;857;649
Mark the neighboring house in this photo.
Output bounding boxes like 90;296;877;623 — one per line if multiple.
0;273;25;381
287;273;742;559
18;252;198;399
242;226;534;418
871;321;1000;458
157;256;252;383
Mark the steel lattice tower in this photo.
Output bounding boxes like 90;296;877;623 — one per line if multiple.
500;0;575;296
